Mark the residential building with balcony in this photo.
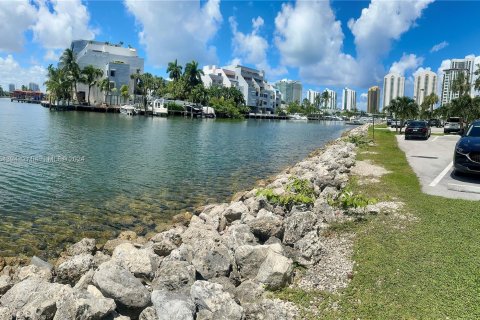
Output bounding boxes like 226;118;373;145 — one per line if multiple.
440;56;478;106
413;70;437;106
368;86;381;114
342;87;356;111
275;79;302;104
382;72;405;109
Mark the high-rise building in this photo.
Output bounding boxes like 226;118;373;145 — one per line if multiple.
440;56;478;106
307;89;320;106
28;82;39;91
368;86;381;114
414;70;437;106
71;40;144;103
342;87;356;111
8;84;15;92
382;72;405;109
201;64;281;113
322;89;337;109
275;79;302;104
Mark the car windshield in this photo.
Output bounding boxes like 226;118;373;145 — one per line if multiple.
447;118;460;123
466;125;480;137
408;121;426;127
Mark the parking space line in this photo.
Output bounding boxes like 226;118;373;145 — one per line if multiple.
429;161;453;187
432;136;439;142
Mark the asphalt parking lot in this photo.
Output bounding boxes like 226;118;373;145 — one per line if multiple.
396;133;480;201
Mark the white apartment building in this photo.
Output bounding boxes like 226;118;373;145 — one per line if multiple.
275;79;302;104
414;70;437;106
440;56;478;106
202;65;281;113
307;89;320;106
323;89;337;109
28;82;39;91
71;40;144;103
382;72;405;109
342;87;356;111
8;84;15;92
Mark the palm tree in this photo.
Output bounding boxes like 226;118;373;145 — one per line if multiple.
120;85;129;104
314;95;321;109
474;64;480;92
451;71;471;97
321;91;330;109
80;65;104;105
184;60;204;87
60;48;81;102
386;97;418;133
99;78;111;105
44;64;72;106
167;59;183;82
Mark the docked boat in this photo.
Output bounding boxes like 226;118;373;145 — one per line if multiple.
203;106;216;118
152;99;168;117
120;105;136;115
288;113;308;121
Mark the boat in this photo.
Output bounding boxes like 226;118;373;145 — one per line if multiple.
152;99;168;117
288;113;308;121
203;106;216;118
120;105;136;115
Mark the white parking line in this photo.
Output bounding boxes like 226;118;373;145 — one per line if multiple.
429;161;453;187
432;136;439;142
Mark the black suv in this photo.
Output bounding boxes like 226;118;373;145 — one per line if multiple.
454;120;480;174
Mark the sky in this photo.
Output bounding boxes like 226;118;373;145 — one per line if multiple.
1;0;480;110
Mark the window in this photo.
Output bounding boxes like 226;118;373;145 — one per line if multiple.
110;70;116;77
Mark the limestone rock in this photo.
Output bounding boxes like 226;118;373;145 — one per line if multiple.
151;290;195;320
73;269;94;290
283;211;318;245
53;289;116;320
293;231;324;266
92;261;150;309
222;224;257;251
190;281;244;320
223;201;249;223
112;243;158;278
151;260;195;292
150;227;184;256
55;254;94;284
0;275;12;295
233;280;265;305
246;209;284;242
255;251;293;290
66;238;96;256
191;240;231;280
139;307;157;320
15;264;52;282
234;243;283;280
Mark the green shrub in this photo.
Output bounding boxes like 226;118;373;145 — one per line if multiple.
256;177;315;208
328;187;377;209
347;135;371;147
166;102;185;111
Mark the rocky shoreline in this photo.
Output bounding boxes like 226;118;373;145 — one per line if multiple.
0;124;369;320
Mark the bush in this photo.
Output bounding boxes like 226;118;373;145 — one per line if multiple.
328;187;376;209
347;135;371;147
166;102;185;111
257;177;315;209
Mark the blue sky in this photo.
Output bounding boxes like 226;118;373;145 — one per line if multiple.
1;0;480;110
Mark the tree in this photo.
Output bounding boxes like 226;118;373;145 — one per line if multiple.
314;94;321;109
451;71;470;97
321;91;330;109
44;65;72;105
0;85;3;96
99;78;112;105
184;60;204;88
120;85;130;104
60;48;81;102
80;65;104;105
385;97;419;133
474;63;480;91
167;59;183;82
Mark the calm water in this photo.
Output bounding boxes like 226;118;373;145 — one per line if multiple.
0;98;348;257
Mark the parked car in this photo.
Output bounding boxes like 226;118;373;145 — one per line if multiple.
444;117;463;134
386;118;393;126
405;120;431;140
454;120;480;174
390;119;403;128
428;118;442;128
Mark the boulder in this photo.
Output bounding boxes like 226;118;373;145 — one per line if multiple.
151;290;195;320
191;240;232;280
283;211;318;245
163;244;194;263
151;260;195;292
30;256;53;272
0;275;12;295
139;307;157;320
92;261;150;309
55;254;94;284
246;209;284;242
293;231;324;266
256;251;293;290
234;243;283;280
223;201;249;223
73;269;95;290
53;289;116;320
112;243;158;278
93;251;111;267
190;281;244;320
0;278;68;318
66;238;96;256
150;227;184;256
242;298;298;320
233;280;265;305
243;196;271;215
196;309;214;320
172;212;193;226
14;264;52;282
222;224;257;251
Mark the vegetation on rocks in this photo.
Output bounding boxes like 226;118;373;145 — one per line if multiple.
256;177;316;208
328;187;377;210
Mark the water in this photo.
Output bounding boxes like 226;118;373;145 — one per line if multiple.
0;98;348;257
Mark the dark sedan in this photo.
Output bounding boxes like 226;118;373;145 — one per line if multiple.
454;121;480;174
404;121;431;140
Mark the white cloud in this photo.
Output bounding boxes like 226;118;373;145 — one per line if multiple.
360;93;368;100
274;0;358;86
125;0;222;67
389;53;423;76
430;41;448;53
0;54;47;90
229;16;287;79
44;49;61;62
273;0;433;88
0;0;37;52
32;0;97;50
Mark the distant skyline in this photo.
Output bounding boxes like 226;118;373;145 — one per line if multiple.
1;0;480;110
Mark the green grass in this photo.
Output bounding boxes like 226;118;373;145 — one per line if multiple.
283;128;480;319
